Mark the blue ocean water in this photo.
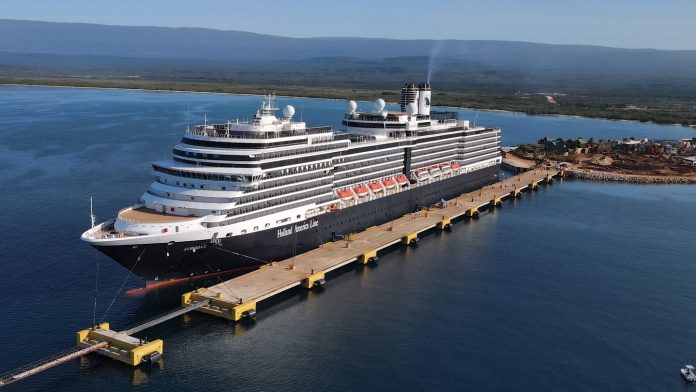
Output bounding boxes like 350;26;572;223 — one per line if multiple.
0;86;695;391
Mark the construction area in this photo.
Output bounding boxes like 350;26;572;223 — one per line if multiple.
510;137;696;182
0;168;562;388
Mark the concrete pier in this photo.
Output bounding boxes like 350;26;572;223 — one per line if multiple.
183;169;561;321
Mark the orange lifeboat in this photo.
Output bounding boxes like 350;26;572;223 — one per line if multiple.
440;163;452;174
337;189;354;201
395;174;409;186
451;162;461;171
368;182;383;193
414;168;430;181
382;177;396;189
428;165;442;177
353;184;370;197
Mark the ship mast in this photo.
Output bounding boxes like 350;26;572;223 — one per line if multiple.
90;196;96;228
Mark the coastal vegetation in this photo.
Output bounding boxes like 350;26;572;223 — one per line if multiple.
3;75;696;126
2;19;696;125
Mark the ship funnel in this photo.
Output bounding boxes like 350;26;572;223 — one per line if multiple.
399;83;419;114
417;83;431;116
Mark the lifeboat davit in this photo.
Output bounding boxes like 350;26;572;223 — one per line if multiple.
428;166;442;177
451;162;461;171
395;174;409;186
337;189;354;201
382;177;396;189
440;163;452;174
368;182;383;193
353;184;370;197
414;168;430;181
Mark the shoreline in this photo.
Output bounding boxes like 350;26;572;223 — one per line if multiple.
2;80;694;128
566;169;696;184
506;155;696;184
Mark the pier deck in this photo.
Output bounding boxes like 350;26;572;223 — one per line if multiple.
502;155;535;172
185;168;561;319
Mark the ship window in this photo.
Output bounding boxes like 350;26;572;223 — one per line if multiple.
222;186;226;190
265;223;270;228
241;229;247;234
254;226;258;231
297;215;301;219
170;207;175;212
200;185;204;189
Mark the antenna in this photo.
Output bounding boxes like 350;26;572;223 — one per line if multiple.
473;112;479;127
90;196;96;228
187;104;190;131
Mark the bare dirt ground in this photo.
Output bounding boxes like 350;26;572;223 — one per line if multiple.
508;149;696;183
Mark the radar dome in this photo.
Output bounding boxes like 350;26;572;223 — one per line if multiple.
346;100;357;113
373;98;386;111
406;102;418;115
282;105;295;118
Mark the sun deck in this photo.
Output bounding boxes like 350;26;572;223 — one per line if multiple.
118;207;199;223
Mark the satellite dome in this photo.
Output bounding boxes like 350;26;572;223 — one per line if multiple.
406;102;418;115
374;98;386;111
282;105;295;118
346;100;357;113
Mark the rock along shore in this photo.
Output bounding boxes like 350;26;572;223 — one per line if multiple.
567;170;696;184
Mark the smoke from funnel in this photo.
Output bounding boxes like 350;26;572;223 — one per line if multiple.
427;41;446;84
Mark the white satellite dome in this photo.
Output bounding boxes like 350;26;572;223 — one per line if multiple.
373;98;386;111
282;105;295;118
346;100;357;113
406;102;418;115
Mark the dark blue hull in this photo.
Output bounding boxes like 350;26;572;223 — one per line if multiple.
94;165;500;282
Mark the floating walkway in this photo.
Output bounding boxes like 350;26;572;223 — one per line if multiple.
0;167;561;387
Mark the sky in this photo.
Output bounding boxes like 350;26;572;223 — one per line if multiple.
0;0;693;50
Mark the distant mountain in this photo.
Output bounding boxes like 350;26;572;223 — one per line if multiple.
2;19;696;96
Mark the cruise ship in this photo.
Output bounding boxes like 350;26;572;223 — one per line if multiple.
82;83;502;283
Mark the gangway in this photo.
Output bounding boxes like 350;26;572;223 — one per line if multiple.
0;299;210;388
0;344;106;387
